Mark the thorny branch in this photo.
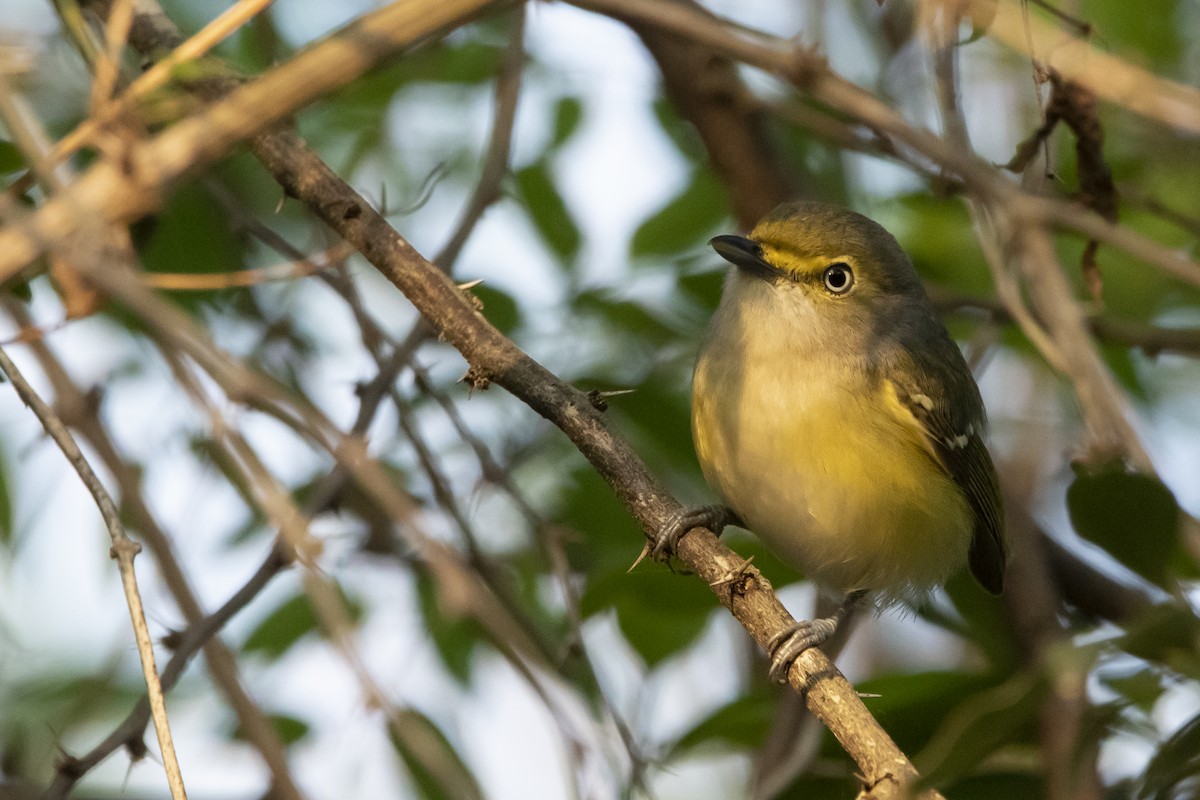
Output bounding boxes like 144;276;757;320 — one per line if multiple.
1;0;1197;795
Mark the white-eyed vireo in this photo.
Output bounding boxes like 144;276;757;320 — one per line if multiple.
657;201;1006;680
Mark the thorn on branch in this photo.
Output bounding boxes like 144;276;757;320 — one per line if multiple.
709;554;757;602
457;278;485;311
459;365;490;392
586;387;634;411
586;388;608;411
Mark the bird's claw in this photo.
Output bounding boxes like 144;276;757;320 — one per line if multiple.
651;504;736;562
767;616;839;683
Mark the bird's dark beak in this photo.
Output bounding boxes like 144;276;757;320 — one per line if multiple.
709;234;775;280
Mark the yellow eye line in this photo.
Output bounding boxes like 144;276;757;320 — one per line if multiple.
759;246;858;283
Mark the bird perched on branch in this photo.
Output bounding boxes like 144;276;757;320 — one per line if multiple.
657;201;1006;681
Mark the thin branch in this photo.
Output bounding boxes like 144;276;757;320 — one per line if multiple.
161;349;483;800
434;5;525;271
88;0;133;111
926;284;1200;357
43;545;291;799
144;243;349;290
987;0;1200;134
2;299;307;800
617;0;794;227
0;344;188;800
0;0;502;279
53;0;276;168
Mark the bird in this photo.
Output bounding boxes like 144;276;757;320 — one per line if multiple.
656;200;1005;681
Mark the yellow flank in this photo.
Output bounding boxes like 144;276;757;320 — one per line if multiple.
692;293;972;602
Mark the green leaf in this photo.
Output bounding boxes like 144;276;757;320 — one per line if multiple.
393;39;505;86
573;290;679;344
1117;603;1200;675
558;466;643;576
134;181;247;314
678;266;725;313
856;670;1003;754
889;195;993;295
242;588;364;658
1102;667;1165;712
1141;710;1200;799
672;690;774;753
631;169;728;258
1067;466;1181;588
415;568;484;684
230;713;310;746
915;671;1043;788
0;449;14;548
469;284;520;335
938;569;1020;671
388;709;483;800
581;568;714;666
550;96;584;149
514;161;581;263
0;140;24;173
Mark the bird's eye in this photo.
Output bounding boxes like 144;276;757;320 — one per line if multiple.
822;262;854;294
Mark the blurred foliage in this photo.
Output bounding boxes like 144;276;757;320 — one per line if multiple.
1;0;1200;799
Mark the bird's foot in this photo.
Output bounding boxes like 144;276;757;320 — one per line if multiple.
767;616;840;683
766;590;867;683
651;504;740;562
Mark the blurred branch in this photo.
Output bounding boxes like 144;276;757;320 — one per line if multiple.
435;5;525;270
618;0;793;228
0;342;187;800
160;349;484;800
0;0;500;278
987;0;1200;135
929;0;1102;787
927;283;1200;358
51;0;275;170
1000;462;1103;800
2;301;307;800
43;544;292;799
144;242;349;290
319;255;645;789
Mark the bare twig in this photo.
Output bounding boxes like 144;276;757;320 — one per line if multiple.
0;344;188;800
144;243;349;290
52;0;276;167
0;0;501;280
43;544;291;798
435;5;526;270
926;283;1200;358
161;349;483;800
2;298;306;800
618;0;794;227
987;0;1200;134
88;0;134;111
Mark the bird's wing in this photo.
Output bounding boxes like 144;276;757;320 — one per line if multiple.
886;338;1006;594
